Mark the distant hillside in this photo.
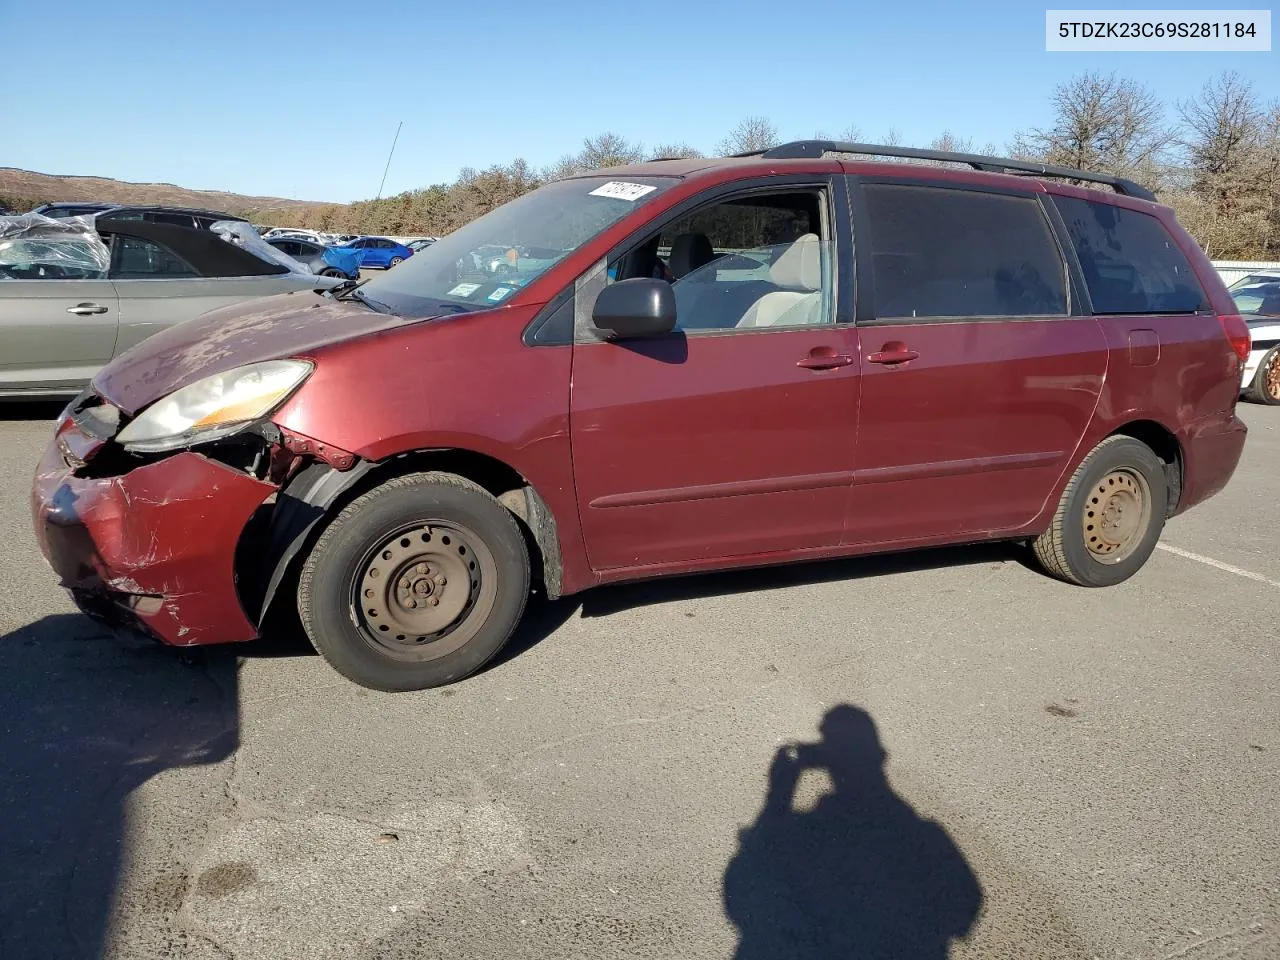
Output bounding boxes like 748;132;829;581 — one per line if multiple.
0;167;330;221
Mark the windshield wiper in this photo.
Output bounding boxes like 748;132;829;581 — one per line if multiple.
321;277;359;297
351;288;394;313
324;279;393;314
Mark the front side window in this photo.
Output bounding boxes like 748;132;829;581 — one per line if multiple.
359;174;677;316
1053;196;1206;315
864;184;1069;319
608;189;834;333
0;237;107;280
110;236;198;278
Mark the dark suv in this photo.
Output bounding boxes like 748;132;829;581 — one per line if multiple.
32;141;1250;692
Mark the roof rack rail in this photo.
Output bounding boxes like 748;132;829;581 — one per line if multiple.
732;140;1157;202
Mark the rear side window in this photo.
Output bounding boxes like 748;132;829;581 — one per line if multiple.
111;236;198;278
863;184;1068;319
1053;196;1205;315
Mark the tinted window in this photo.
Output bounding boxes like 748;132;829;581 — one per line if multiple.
148;211;197;228
864;184;1068;318
111;236;198;278
1053;196;1205;315
296;241;321;256
609;189;833;333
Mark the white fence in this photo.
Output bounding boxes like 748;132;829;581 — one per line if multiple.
1212;260;1280;286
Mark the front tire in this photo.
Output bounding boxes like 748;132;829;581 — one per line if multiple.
1031;436;1167;587
1244;346;1280;405
297;472;530;692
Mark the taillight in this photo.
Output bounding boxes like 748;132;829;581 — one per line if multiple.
1218;314;1252;364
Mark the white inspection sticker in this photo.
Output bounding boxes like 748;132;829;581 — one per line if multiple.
487;286;514;301
588;181;657;202
447;282;481;297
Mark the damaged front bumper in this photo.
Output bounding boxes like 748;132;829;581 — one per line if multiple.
31;416;277;646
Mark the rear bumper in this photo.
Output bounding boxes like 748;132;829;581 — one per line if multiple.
31;422;276;646
1176;413;1248;515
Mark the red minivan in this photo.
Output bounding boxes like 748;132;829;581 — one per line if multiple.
31;142;1250;691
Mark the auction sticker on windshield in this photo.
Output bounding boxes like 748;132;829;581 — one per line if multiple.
487;286;514;301
447;282;482;297
588;181;658;202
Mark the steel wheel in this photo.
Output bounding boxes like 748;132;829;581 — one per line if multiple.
1082;468;1152;564
354;520;496;661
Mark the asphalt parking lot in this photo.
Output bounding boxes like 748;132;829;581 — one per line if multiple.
0;403;1276;960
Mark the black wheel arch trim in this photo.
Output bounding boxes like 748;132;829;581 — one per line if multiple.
245;460;377;627
246;453;567;627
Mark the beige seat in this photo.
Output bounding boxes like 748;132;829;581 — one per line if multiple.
737;233;824;328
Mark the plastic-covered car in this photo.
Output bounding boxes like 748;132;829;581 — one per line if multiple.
265;237;360;280
0;213;341;398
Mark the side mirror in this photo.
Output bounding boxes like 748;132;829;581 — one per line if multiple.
591;277;676;339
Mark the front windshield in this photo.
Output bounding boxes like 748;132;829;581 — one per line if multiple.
359;174;677;316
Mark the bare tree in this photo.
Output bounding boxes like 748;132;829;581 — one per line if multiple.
1178;72;1261;185
930;131;974;154
1258;101;1280;256
648;143;704;160
841;123;862;142
716;117;781;155
1013;71;1170;180
1174;73;1274;256
578;132;645;170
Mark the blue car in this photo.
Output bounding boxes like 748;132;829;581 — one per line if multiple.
339;236;414;269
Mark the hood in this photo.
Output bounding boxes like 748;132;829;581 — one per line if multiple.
93;290;423;414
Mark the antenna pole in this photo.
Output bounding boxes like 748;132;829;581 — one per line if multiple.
375;121;403;202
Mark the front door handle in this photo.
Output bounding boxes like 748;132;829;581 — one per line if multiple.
67;303;108;316
867;343;919;365
797;347;855;371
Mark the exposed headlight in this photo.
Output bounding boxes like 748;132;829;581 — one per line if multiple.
116;360;312;453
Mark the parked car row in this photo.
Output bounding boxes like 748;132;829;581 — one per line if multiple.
259;227;437;270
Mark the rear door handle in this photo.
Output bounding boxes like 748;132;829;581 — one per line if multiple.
867;346;919;365
67;303;108;316
797;351;855;371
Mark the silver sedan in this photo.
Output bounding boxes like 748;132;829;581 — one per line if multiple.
1;214;340;399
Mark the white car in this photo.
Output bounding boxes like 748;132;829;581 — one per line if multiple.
1232;278;1280;404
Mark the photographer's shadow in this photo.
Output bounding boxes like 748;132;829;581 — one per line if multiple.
724;705;982;959
0;614;238;960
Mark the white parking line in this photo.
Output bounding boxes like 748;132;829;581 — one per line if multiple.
1156;543;1280;590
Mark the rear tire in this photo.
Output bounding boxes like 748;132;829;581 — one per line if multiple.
297;472;530;692
1244;346;1280;405
1031;436;1167;587
388;256;403;268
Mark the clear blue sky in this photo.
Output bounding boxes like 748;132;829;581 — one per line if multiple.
2;0;1275;203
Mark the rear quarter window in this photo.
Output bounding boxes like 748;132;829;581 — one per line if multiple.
1053;196;1206;315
